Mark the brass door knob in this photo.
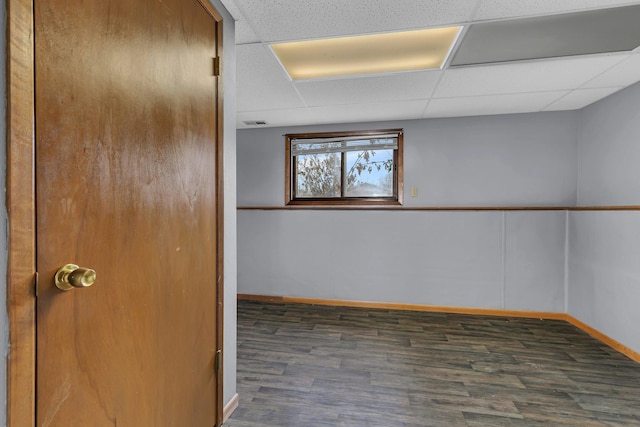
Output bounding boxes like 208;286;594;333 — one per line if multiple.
55;264;97;291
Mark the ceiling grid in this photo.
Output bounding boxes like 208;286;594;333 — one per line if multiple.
223;0;640;129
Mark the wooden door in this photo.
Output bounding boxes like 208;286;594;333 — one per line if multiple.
34;0;222;425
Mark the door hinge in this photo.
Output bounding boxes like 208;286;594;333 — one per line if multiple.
214;350;222;372
213;56;220;77
34;272;39;297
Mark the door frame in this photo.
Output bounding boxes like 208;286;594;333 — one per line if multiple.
5;0;226;425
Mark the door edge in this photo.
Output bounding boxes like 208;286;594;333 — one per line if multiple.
6;0;37;425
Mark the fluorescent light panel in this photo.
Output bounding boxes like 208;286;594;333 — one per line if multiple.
271;26;462;80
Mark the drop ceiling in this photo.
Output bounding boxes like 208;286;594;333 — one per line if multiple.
222;0;640;129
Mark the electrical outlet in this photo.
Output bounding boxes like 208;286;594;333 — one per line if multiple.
411;187;418;197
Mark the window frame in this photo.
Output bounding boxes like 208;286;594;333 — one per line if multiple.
285;129;404;206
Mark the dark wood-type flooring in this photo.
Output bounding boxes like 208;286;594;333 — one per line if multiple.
226;300;640;426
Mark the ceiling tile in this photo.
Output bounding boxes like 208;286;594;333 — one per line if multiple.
581;53;640;88
237;44;306;111
543;87;623;111
219;0;262;43
236;22;262;45
236;0;479;42
220;0;244;20
453;5;640;66
425;92;569;118
434;54;628;98
473;0;640;20
294;71;442;107
238;108;314;129
237;82;306;112
237;44;289;84
306;100;428;125
230;1;640;128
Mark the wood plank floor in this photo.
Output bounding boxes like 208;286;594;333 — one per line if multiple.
226;300;640;426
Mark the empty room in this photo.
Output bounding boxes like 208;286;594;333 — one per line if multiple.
5;0;640;426
228;0;640;426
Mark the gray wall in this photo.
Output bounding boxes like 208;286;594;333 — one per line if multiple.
569;82;640;354
577;83;640;206
238;210;567;311
237;112;578;313
0;1;237;423
238;113;579;207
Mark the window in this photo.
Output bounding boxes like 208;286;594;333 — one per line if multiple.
285;129;403;205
